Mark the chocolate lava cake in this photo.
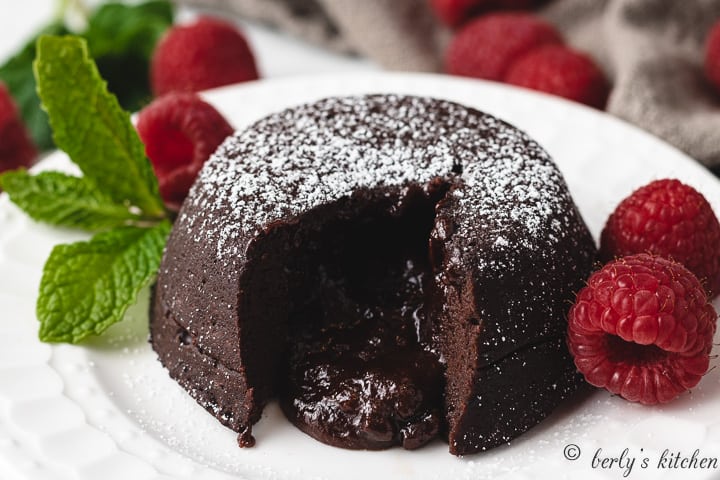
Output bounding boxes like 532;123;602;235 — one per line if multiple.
150;94;596;455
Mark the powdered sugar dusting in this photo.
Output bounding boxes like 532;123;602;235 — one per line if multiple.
176;95;574;269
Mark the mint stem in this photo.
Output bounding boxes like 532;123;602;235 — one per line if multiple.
53;0;90;28
53;0;69;21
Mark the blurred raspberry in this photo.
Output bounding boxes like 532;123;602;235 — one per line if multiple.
445;13;562;80
504;44;609;108
0;83;36;175
430;0;488;27
151;16;259;96
430;0;548;27
136;92;234;209
705;19;720;91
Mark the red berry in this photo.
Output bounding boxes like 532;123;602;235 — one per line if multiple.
600;179;720;298
136;92;234;209
430;0;548;27
0;83;36;174
504;44;609;108
445;13;562;80
567;254;717;405
151;17;259;96
430;0;490;27
498;0;547;7
705;20;720;91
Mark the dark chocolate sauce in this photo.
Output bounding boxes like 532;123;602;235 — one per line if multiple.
279;189;445;450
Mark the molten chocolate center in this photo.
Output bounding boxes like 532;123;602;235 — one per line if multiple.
279;187;445;450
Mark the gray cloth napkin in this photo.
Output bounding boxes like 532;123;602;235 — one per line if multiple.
177;0;720;170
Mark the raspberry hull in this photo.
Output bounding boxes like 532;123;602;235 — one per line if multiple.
567;254;717;405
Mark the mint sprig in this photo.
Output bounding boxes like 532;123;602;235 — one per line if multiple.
0;23;68;150
0;1;173;151
86;1;173;60
35;35;165;217
83;0;173;112
0;170;142;230
38;221;171;343
0;35;174;344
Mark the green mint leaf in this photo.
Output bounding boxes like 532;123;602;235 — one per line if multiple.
0;170;143;230
37;220;171;343
87;1;173;59
0;23;68;150
34;35;165;217
0;2;173;151
85;1;173;111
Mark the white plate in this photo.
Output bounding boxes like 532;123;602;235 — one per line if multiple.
1;73;719;480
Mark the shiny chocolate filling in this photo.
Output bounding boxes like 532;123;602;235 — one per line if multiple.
279;186;445;450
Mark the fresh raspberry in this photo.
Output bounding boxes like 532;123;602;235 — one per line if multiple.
705;20;720;92
567;254;717;405
0;83;36;174
136;92;234;209
600;179;720;298
445;13;562;80
430;0;547;27
504;44;609;108
150;17;259;96
431;0;485;27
